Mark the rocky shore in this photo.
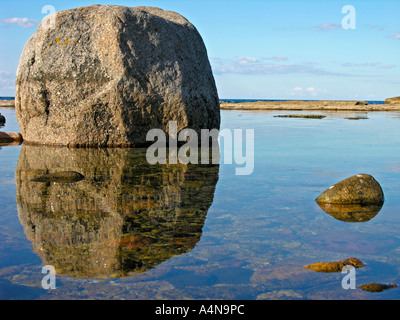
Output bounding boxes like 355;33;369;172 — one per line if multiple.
0;100;15;108
3;97;400;112
221;97;400;111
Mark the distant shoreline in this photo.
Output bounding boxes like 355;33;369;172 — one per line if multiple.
0;100;15;108
220;99;400;111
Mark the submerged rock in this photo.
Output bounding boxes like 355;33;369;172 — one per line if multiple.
274;114;326;119
15;5;220;147
304;257;365;273
257;290;303;300
315;174;384;205
251;264;331;291
358;283;398;293
317;202;383;223
0;113;5;125
30;171;84;183
346;116;369;120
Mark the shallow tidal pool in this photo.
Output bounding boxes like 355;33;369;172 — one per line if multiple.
1;108;400;300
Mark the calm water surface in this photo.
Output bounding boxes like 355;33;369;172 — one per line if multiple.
1;107;400;300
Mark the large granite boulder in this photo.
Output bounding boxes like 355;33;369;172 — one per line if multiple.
15;5;220;147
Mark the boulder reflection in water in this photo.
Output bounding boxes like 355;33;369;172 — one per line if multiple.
316;202;383;223
16;145;219;278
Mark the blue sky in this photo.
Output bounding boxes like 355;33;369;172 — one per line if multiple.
0;0;399;100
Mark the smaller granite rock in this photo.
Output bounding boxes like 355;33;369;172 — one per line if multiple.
355;101;368;106
0;113;5;125
31;171;84;183
315;174;384;205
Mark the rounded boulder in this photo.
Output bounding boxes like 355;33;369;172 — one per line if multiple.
315;173;384;205
15;5;220;147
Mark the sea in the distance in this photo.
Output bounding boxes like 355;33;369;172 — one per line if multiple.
0;97;387;104
1;100;400;300
219;99;385;105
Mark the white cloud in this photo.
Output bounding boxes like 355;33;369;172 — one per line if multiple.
233;56;289;64
211;57;345;76
289;86;321;97
265;56;289;62
368;25;385;31
235;56;259;65
342;62;380;67
342;62;396;69
311;23;341;31
1;17;39;28
387;33;400;40
379;65;396;69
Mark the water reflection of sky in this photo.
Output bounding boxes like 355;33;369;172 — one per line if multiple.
1;108;400;299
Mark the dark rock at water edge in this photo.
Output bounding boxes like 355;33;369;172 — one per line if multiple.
0;113;5;125
0;132;23;144
274;114;326;119
30;171;85;183
315;174;384;205
15;5;220;147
